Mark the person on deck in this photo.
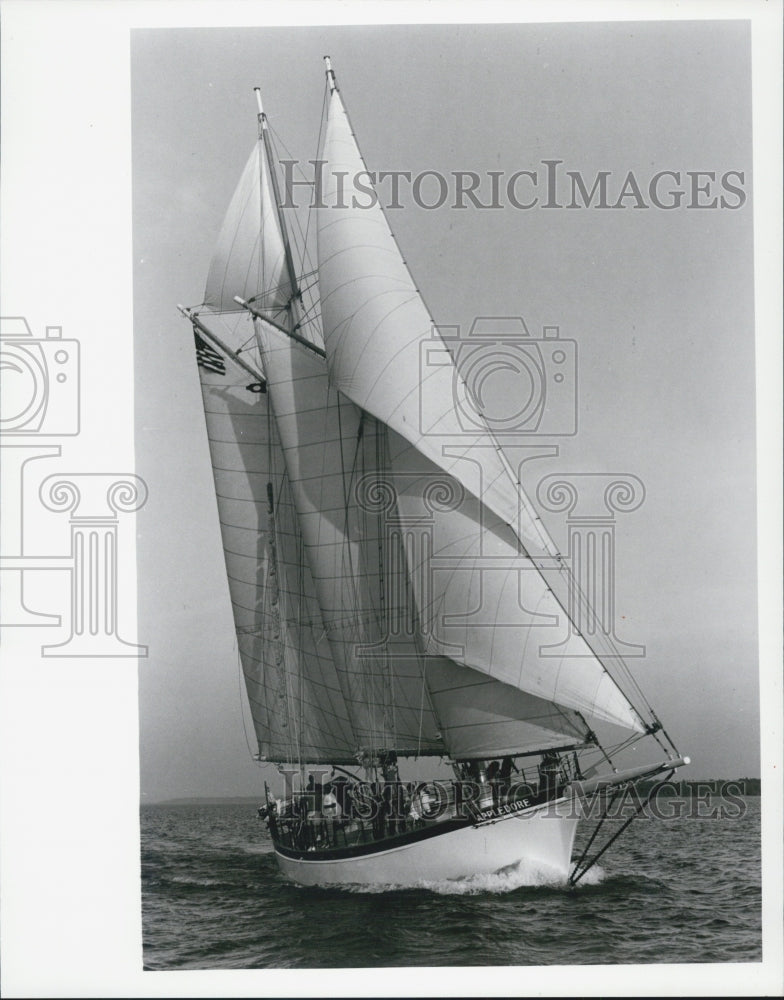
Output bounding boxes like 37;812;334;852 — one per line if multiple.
486;760;501;807
538;750;562;799
498;756;517;806
305;773;324;844
382;751;401;834
321;784;342;845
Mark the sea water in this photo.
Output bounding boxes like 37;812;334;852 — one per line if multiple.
140;797;760;969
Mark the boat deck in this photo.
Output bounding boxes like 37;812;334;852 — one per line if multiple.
266;778;561;856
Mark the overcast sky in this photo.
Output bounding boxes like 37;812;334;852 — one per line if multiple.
132;20;758;801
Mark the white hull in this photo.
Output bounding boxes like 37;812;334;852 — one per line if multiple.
274;798;579;887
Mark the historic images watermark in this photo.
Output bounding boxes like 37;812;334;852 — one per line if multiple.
0;316;147;656
281;160;748;211
264;771;749;827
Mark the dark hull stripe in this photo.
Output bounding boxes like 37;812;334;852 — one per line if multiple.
273;818;471;862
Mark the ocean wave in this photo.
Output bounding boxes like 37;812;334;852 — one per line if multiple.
325;858;606;896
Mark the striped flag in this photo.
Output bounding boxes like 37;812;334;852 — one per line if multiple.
194;330;226;375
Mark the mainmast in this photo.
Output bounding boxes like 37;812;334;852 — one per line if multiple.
324;55;338;93
254;86;301;304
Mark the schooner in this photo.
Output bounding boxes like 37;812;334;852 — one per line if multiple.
179;58;688;888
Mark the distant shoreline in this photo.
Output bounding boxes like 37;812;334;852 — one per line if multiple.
144;778;761;807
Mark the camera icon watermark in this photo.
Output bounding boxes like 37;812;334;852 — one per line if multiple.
420;317;577;438
0;317;80;436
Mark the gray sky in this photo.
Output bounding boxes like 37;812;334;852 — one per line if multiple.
132;21;758;801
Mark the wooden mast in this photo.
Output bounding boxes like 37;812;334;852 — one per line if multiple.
254;86;301;303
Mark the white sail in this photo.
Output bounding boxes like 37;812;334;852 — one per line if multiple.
317;89;545;551
192;125;357;762
256;320;446;754
256;320;641;749
386;435;646;733
204;140;291;316
195;343;356;762
315;87;644;734
425;659;589;759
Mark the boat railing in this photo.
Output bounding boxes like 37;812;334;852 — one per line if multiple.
263;774;569;851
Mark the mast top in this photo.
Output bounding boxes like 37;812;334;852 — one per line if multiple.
324;55;338;93
254;87;268;130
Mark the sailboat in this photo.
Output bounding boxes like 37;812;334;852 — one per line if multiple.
178;57;688;888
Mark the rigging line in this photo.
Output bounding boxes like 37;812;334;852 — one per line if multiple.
303;83;329;257
337;400;376;745
291;293;323;331
237;646;262;765
267;123;319;288
261;348;291;754
246;274;298;304
268;116;323;276
292;273;319;297
291;468;307;774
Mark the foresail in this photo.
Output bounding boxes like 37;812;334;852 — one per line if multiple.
256;320;446;755
204;140;291;316
316;89;547;549
195;339;356;762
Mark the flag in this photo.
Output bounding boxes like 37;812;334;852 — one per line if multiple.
194;330;226;375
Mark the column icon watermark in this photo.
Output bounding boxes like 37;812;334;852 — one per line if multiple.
0;316;147;657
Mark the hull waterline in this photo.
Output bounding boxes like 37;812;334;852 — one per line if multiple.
274;799;579;887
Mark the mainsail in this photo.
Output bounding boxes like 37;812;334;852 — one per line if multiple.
315;78;647;737
187;64;656;770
